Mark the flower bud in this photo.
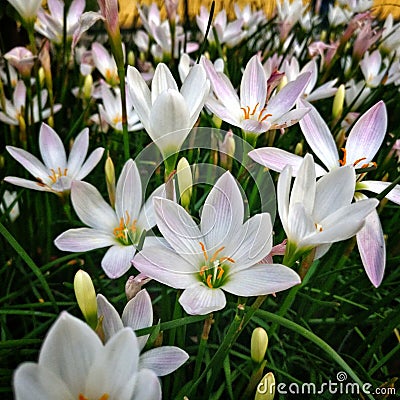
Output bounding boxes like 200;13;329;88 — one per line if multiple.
105;155;116;208
176;157;193;209
127;50;135;66
332;84;345;120
276;75;288;92
74;270;98;329
294;142;303;156
219;130;235;170
255;372;275;400
251;327;269;363
38;67;45;88
83;74;93;100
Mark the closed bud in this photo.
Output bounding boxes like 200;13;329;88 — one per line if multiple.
105;155;116;208
219;130;235;170
38;67;45;88
47;116;54;128
276;75;288;92
74;270;98;329
251;327;269;363
176;157;193;209
295;142;303;156
255;372;275;400
332;84;345;120
127;50;135;66
83;74;93;100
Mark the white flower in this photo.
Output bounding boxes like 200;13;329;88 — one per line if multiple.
13;311;161;400
97;289;189;376
277;154;378;265
133;172;300;315
6;0;41;23
127;62;209;158
55;159;165;278
5;123;104;195
0;190;20;222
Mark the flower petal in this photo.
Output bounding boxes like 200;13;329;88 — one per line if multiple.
151;63;178;102
201;171;244;252
38;312;102;396
359;180;400;205
223;263;301;296
313;165;355;222
54;227;115;251
298;99;339;170
154;197;202;264
96;294;124;342
3;176;53;192
6;146;49;182
131;369;161;400
116;159;143;221
71;181;118;231
139;346;189;376
133;246;198;289
249;148;327;177
127;65;152;133
122;289;153;350
85;328;139;400
179;283;226;315
101;244;136;278
356;206;385;288
74;147;104;181
39;123;67;169
13;363;75;400
240;55;266;110
67;128;89;177
345;101;387;166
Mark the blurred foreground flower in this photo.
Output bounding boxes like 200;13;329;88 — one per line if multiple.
13;311;161;400
97;289;189;376
0;190;20;222
55;159;164;278
5;123;104;195
134;172;300;315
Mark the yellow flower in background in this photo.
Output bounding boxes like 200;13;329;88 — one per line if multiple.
373;0;400;19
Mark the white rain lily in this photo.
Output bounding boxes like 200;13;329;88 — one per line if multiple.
0;80;61;126
5;123;104;195
126;62;209;158
96;81;142;132
283;58;337;102
278;154;379;266
196;7;246;47
360;50;386;88
345;79;371;111
13;311;161;400
55;159;164;278
4;47;35;78
91;42;119;86
97;289;189;376
202;54;311;136
250;101;391;286
133;172;301;315
35;0;86;44
6;0;42;23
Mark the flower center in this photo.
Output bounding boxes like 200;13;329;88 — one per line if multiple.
198;242;235;289
315;223;323;232
48;167;68;183
112;114;122;125
113;211;138;246
79;394;109;400
241;103;272;123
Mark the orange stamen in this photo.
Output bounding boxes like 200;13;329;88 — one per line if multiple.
206;274;213;288
219;256;235;263
250;103;259;116
199;241;208;261
217;266;225;280
79;395;109;400
210;246;225;263
258;107;272;123
339;148;347;166
200;265;208;276
353;157;367;167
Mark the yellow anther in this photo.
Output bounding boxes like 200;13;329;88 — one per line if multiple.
206;274;213;288
217;266;225;280
200;265;208;276
219;256;235;263
339;148;347;166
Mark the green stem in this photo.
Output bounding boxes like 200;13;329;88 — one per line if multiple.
117;63;130;161
0;222;58;312
193;313;214;381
